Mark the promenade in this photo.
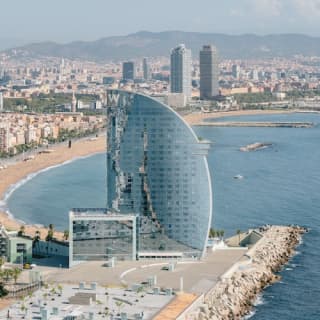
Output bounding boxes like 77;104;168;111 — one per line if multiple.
39;248;247;292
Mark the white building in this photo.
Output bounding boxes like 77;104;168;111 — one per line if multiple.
0;123;9;153
25;125;37;144
0;92;3;112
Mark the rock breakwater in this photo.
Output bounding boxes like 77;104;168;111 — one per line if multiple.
196;226;306;320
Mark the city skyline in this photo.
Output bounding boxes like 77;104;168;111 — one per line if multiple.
2;0;320;48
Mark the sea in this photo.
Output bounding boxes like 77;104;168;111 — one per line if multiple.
3;112;320;319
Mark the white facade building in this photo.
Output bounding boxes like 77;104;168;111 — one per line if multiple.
0;92;3;112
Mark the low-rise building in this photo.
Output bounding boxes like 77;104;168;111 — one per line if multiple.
0;225;33;264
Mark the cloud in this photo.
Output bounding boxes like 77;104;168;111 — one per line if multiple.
293;0;320;17
247;0;283;16
229;9;243;17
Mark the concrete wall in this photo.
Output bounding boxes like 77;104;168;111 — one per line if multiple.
226;230;262;248
240;231;262;247
33;240;69;257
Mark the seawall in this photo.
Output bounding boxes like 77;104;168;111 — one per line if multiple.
196;122;314;128
192;225;306;320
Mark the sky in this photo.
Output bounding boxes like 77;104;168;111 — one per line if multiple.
1;0;320;44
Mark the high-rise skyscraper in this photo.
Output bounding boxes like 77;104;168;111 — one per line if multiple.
122;61;135;81
170;44;192;97
69;90;213;264
200;45;219;100
232;64;241;79
143;57;150;81
71;91;77;112
0;92;3;112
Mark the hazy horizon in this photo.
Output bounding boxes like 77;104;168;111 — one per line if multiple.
1;0;320;49
1;29;320;52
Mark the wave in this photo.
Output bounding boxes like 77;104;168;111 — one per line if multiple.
242;294;265;319
243;310;256;319
253;294;265;307
0;152;104;222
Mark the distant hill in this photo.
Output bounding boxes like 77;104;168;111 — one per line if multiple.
4;31;320;61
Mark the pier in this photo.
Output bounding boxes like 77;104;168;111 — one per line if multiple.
196;121;314;128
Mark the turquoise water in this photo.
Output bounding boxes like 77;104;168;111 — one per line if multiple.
4;112;320;319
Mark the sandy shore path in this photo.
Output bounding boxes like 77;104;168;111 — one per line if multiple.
0;136;106;240
183;109;294;125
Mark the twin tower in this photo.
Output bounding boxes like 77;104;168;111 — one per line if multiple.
170;44;219;99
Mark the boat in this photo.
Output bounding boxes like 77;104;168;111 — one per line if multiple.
233;174;244;179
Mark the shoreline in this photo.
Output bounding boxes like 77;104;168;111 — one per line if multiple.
1;152;104;223
0;109;310;239
183;109;299;125
192;225;306;319
0;135;106;239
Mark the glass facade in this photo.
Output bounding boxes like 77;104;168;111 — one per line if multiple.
70;209;137;264
106;90;212;258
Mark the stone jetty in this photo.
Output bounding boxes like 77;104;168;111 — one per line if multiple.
194;225;306;320
239;142;272;152
196;122;313;128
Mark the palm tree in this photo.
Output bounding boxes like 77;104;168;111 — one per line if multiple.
12;267;22;284
57;284;63;296
2;269;12;283
46;224;54;256
236;229;242;245
115;301;124;315
0;257;5;269
34;230;41;240
46;224;54;241
220;230;225;239
209;228;216;238
17;225;25;237
33;230;41;255
63;230;69;241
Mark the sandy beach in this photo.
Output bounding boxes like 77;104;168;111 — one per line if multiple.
0;109;295;240
183;109;294;125
0;136;106;240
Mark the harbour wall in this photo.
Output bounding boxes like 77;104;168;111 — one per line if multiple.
186;225;306;320
196;122;313;128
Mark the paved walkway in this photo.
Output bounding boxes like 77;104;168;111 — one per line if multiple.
39;248;247;295
153;293;198;320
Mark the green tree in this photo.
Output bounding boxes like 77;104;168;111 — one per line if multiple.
0;257;5;268
57;284;63;295
209;228;216;238
115;301;124;315
33;230;41;255
236;229;242;245
12;267;22;284
46;224;54;241
63;230;69;241
2;269;12;283
17;225;25;237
